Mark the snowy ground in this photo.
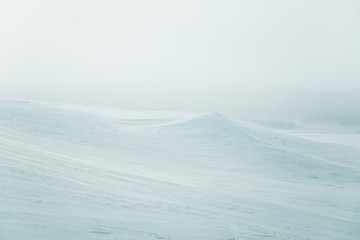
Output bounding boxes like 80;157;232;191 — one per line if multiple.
0;99;359;240
283;125;360;148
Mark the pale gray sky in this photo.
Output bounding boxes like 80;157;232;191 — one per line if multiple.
1;0;359;123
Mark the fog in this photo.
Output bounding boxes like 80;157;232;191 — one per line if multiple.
1;0;359;124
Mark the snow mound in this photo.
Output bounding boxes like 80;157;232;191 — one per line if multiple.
184;112;235;130
165;112;244;133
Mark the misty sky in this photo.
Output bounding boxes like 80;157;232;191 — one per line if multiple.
1;0;359;124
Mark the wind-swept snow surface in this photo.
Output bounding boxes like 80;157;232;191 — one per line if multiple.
0;100;359;240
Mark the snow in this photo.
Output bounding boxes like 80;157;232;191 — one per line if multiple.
0;99;359;240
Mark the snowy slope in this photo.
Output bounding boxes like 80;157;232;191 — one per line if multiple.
0;99;359;240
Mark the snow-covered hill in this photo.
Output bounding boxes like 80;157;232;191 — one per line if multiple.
0;99;359;240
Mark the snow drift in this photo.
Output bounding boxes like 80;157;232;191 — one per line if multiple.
0;99;359;240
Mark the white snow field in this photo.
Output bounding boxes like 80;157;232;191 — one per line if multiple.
0;99;359;240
